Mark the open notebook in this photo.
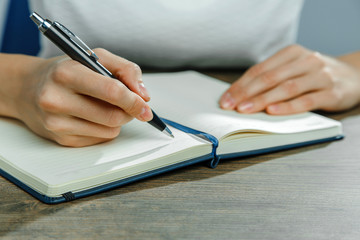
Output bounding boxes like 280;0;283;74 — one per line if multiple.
0;71;343;203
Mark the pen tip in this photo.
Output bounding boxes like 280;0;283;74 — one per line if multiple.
164;127;174;138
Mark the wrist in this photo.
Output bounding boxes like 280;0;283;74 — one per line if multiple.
337;51;360;69
0;54;45;119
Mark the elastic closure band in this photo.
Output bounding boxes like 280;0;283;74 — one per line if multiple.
62;191;76;201
162;118;220;168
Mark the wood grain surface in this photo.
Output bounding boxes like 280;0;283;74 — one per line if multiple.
1;71;360;240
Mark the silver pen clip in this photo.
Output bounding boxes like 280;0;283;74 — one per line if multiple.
53;21;99;61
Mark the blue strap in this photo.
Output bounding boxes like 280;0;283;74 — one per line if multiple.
162;118;220;168
1;0;40;55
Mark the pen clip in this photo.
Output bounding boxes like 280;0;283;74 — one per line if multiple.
53;21;99;61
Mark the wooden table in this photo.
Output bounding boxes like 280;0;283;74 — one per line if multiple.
1;71;360;240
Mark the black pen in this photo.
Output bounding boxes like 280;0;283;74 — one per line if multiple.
30;12;174;138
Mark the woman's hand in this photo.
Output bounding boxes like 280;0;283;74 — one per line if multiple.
1;49;151;147
219;44;360;115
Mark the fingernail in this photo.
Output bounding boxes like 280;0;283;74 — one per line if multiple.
220;93;235;109
138;80;150;100
238;101;253;112
139;106;152;121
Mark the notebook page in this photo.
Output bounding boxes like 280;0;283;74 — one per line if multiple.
0;118;209;188
144;71;341;140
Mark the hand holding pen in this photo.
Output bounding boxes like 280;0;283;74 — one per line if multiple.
0;12;171;147
17;12;173;147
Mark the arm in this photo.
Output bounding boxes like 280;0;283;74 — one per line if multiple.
338;51;360;68
219;45;360;115
0;49;152;147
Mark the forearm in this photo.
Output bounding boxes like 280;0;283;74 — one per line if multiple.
0;53;45;119
337;51;360;70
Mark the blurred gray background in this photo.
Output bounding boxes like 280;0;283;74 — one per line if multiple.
297;0;360;56
0;0;359;56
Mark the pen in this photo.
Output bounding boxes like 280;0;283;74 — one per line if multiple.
30;12;174;138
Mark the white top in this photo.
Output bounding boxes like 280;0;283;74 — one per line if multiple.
29;0;304;68
0;0;10;49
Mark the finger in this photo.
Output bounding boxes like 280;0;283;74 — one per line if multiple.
40;88;133;127
240;52;325;98
265;91;338;115
52;61;153;122
53;135;115;147
71;96;133;127
93;48;150;101
221;51;322;111
43;114;122;139
236;72;333;113
220;45;310;109
72;96;133;127
242;45;309;85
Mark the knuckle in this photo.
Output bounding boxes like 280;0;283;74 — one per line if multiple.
247;64;264;78
125;96;144;116
287;103;296;114
282;80;298;96
253;95;267;109
92;48;108;57
43;115;65;133
106;127;122;139
237;90;248;101
124;61;142;76
104;109;124;127
318;67;336;87
286;44;304;54
279;102;294;114
55;136;80;147
131;62;142;74
329;89;343;105
37;87;61;112
49;63;71;85
260;71;277;87
227;83;248;102
105;81;126;103
37;88;51;110
300;96;315;110
307;52;325;68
